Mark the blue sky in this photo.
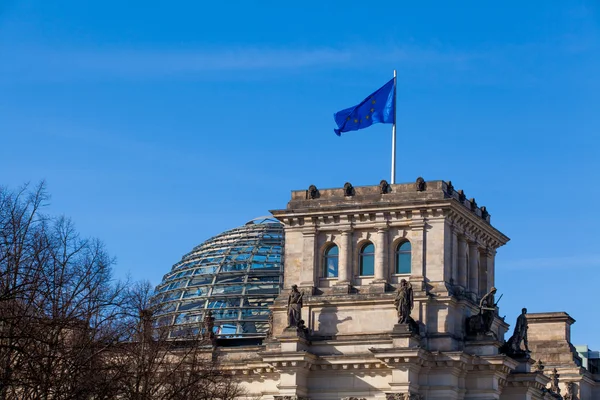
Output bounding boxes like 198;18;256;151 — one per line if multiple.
1;1;599;348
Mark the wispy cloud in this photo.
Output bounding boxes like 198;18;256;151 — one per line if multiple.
0;43;478;83
1;34;598;84
502;254;600;270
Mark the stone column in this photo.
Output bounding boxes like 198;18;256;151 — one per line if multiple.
299;229;317;293
451;228;459;286
334;230;352;293
374;228;387;281
370;227;388;293
409;220;426;292
486;248;496;292
468;242;479;296
478;249;489;297
457;235;468;289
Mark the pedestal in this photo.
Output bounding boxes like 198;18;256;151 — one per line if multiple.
391;324;421;348
368;280;388;293
464;336;502;356
332;282;352;294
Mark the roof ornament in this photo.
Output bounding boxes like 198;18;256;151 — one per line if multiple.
415;177;426;191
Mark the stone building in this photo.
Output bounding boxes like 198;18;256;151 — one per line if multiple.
159;179;600;399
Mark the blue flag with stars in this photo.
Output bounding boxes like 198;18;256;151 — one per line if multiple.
333;78;395;136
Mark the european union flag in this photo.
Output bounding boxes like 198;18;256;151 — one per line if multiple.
333;78;395;136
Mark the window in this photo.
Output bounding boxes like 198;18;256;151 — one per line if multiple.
324;245;339;278
359;242;375;276
395;241;411;274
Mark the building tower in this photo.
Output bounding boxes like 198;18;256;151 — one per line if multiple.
260;179;547;400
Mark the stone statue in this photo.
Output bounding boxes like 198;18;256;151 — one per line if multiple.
512;308;529;352
534;359;545;372
307;184;319;199
500;308;529;357
379;179;390;194
480;287;497;331
550;368;560;394
343;182;354;196
394;279;414;324
466;287;498;336
564;381;576;400
203;310;215;339
415;177;426;191
286;285;304;328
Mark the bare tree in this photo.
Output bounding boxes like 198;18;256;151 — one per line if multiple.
0;182;243;400
106;281;244;400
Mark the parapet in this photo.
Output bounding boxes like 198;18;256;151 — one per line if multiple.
285;178;492;224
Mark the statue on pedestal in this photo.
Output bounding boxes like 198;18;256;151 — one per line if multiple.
466;287;498;336
550;368;560;394
393;279;419;334
500;308;530;357
286;285;304;329
394;279;413;324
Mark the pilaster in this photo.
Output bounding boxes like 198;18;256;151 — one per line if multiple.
486;248;496;293
409;220;426;292
451;224;459;286
468;242;479;297
457;234;468;289
333;230;352;294
370;227;388;293
300;228;317;293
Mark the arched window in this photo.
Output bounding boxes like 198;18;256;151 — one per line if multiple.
395;241;412;274
324;245;339;278
359;242;375;276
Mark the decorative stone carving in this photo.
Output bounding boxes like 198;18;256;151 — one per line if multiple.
307;185;319;199
564;381;576;400
296;319;309;338
415;177;426;191
469;197;477;210
202;310;215;339
380;179;390;194
550;368;560;394
343;182;354;196
466;286;497;336
385;393;423;400
458;189;466;202
481;206;489;219
500;308;530;357
286;285;304;329
393;279;419;334
534;359;545;372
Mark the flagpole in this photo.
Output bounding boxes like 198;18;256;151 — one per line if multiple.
391;70;397;184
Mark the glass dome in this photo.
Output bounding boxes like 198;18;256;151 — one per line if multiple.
153;217;284;338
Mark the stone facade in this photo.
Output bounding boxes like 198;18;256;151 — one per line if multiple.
210;180;599;400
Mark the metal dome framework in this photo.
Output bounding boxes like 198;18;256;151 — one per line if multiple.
153;217;284;338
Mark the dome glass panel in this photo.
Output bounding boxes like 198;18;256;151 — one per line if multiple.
153;217;284;338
